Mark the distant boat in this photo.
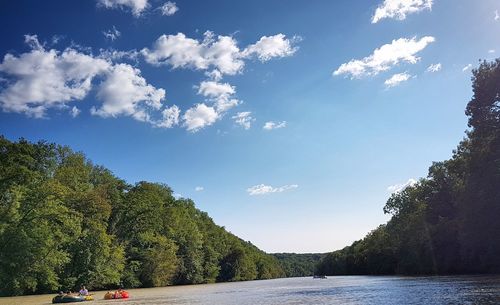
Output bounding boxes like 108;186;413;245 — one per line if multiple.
313;275;327;279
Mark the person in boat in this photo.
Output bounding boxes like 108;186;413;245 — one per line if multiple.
114;288;123;299
79;286;89;296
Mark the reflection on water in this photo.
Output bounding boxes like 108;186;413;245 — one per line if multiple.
1;275;500;305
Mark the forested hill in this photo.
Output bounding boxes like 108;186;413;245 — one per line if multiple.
273;253;325;277
0;138;284;296
316;60;500;276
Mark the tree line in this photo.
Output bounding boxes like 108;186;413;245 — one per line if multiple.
316;60;500;276
272;253;324;277
0;138;284;296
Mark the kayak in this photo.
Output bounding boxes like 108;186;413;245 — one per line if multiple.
52;295;85;303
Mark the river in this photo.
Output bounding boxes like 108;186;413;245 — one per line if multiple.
1;275;500;305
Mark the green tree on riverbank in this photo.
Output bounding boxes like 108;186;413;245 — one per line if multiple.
0;138;284;296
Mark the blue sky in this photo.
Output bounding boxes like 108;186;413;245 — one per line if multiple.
1;0;499;253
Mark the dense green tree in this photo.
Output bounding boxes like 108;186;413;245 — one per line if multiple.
0;136;284;296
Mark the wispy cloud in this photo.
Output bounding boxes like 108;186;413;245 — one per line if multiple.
103;26;121;41
263;121;287;130
247;184;298;195
495;10;499;21
387;178;417;194
159;1;178;16
462;64;472;72
426;63;441;73
384;72;412;88
195;186;204;192
232;111;254;130
97;0;149;17
372;0;433;23
333;36;435;78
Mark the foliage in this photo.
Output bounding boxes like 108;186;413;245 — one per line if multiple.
0;138;284;296
272;253;324;277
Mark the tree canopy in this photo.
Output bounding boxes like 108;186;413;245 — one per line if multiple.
0;138;284;296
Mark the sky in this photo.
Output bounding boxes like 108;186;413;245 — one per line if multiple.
1;0;499;253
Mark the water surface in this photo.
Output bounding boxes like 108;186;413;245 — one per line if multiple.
1;275;500;305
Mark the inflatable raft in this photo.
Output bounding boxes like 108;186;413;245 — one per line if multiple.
104;290;129;299
52;295;86;303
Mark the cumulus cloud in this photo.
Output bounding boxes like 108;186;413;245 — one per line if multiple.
142;31;298;76
92;63;165;123
0;35;110;117
372;0;433;23
103;26;121;41
197;80;240;112
142;32;244;75
247;184;298;195
384;72;411;88
242;34;298;61
195;186;204;191
263;121;287;130
232;111;253;130
159;1;178;16
97;0;149;16
387;178;417;193
156;104;180;128
333;36;435;78
183;103;219;132
462;64;472;72
426;63;441;72
0;35;177;128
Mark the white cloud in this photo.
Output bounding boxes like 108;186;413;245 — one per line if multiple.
495;10;499;21
372;0;433;23
103;26;121;41
195;186;204;192
0;36;110;117
24;34;44;50
92;63;165;123
242;34;298;61
462;64;472;72
156;104;180;128
387;178;417;193
384;72;411;88
247;184;298;196
142;32;244;75
488;49;496;54
197;80;240;112
159;1;178;16
426;63;441;72
97;0;149;16
333;36;435;78
0;35;177;128
263;121;287;130
142;31;298;76
232;111;253;130
183;103;219;132
70;106;81;118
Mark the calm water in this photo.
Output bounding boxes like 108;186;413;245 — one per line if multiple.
1;275;500;305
